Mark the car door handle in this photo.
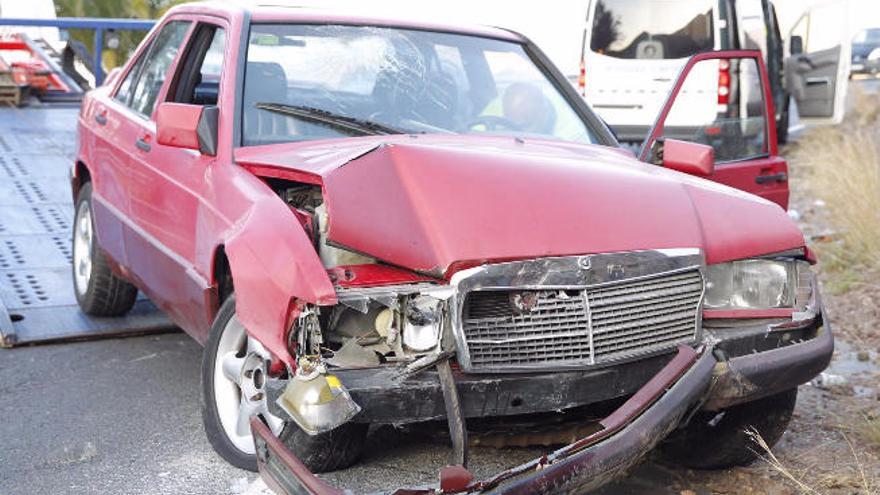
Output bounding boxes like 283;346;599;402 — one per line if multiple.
755;172;787;184
135;137;151;152
94;112;107;125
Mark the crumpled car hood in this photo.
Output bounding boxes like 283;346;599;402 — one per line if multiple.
236;135;805;277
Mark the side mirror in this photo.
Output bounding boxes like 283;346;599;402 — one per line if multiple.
653;138;714;177
156;102;219;156
790;35;804;55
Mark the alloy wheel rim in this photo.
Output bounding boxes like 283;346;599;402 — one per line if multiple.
72;200;93;296
213;314;285;454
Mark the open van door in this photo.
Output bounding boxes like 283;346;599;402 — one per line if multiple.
785;1;851;125
639;50;790;210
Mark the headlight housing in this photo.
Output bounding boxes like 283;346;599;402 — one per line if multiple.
402;295;445;352
704;258;813;311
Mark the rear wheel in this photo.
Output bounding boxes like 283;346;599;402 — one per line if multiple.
72;182;137;316
660;388;797;469
201;296;367;472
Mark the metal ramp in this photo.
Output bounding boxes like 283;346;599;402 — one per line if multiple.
0;105;176;347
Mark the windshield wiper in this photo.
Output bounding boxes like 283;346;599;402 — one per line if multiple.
254;102;406;136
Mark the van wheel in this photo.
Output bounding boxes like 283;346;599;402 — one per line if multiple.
202;296;367;472
72;182;138;316
660;388;797;469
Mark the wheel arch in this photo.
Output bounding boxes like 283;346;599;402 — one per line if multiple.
72;160;92;202
209;243;234;321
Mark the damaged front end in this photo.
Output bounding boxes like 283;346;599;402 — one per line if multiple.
253;344;717;495
251;250;723;493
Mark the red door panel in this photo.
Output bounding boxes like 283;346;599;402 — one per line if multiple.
710;155;789;209
640;50;789;210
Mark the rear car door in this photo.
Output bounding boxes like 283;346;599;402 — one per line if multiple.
83;25;174;267
785;2;851;125
639;50;790;209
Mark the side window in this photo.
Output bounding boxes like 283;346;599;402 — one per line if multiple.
660;57;767;163
115;49;149;105
171;25;226;106
129;20;191;117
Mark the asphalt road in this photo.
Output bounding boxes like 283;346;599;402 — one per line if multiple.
0;331;683;495
0;332;255;495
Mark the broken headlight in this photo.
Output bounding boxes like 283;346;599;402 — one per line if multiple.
704;258;813;310
402;295;444;352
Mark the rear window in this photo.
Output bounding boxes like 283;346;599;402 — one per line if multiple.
854;28;880;43
589;0;715;59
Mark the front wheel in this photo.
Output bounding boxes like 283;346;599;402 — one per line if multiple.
201;296;286;471
659;388;797;469
201;296;367;472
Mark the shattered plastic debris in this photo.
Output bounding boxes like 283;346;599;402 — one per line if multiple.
811;372;851;394
326;338;381;368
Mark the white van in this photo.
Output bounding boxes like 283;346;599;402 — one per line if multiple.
581;0;849;144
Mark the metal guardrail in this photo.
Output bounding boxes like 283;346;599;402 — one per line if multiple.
0;17;156;86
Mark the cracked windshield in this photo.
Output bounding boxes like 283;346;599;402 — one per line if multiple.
242;24;597;145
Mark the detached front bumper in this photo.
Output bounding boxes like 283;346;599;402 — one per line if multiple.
253;309;833;495
252;346;716;495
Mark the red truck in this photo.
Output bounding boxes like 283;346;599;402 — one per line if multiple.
72;2;831;493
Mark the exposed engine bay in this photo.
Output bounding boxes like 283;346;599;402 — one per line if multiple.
267;179;450;370
294;284;452;369
269;179;376;268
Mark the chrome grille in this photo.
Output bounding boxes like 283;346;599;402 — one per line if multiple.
460;269;703;371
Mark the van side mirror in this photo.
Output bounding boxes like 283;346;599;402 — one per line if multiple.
653;138;714;177
790;35;804;55
156;102;219;156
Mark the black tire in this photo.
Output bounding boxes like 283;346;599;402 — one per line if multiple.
280;418;368;473
72;182;138;316
201;296;368;472
660;388;797;469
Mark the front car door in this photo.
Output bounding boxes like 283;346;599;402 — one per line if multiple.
134;19;230;338
785;2;851;125
639;50;790;209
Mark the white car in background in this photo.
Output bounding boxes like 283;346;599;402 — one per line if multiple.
580;0;850;144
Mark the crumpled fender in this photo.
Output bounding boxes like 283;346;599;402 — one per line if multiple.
225;195;336;364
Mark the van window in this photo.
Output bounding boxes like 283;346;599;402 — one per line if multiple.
589;0;715;59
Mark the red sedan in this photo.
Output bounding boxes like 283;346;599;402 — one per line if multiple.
72;2;831;493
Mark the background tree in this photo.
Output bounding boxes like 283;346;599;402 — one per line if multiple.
55;0;185;69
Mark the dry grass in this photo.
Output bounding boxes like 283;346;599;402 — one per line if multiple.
747;427;878;494
791;86;880;291
860;414;880;451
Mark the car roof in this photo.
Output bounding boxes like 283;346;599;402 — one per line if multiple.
170;1;526;43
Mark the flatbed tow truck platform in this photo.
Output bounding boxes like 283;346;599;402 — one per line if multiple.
0;104;175;346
